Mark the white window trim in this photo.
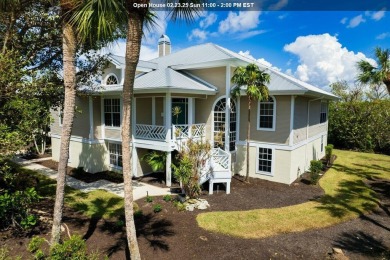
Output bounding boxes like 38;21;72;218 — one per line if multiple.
108;142;123;168
104;73;119;86
257;95;276;131
320;101;328;125
103;98;121;128
255;145;275;176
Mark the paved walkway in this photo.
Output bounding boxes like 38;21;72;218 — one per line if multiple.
14;157;171;201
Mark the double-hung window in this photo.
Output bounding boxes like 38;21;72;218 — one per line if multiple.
257;147;273;175
104;98;120;127
258;96;275;131
109;143;122;167
320;102;328;123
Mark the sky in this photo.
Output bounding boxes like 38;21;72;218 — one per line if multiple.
107;9;390;90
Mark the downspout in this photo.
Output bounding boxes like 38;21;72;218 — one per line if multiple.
305;96;324;171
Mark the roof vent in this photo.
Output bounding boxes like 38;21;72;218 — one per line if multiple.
158;34;171;57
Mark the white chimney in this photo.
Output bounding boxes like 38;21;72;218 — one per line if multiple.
158;34;171;57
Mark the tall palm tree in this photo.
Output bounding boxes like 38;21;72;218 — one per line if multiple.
73;1;202;258
357;47;390;95
51;0;125;245
231;63;270;182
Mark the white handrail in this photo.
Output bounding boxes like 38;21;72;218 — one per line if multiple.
134;124;168;141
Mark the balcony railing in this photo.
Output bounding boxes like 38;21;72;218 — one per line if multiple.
134;123;206;142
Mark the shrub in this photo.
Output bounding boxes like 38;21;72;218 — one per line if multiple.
153;204;162;213
145;195;153;203
163;194;172;202
0;187;39;230
134;209;143;217
309;160;323;185
325;144;334;165
173;200;186;212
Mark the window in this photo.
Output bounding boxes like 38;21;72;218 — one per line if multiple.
320;102;327;123
257;147;273;174
106;74;118;85
321;135;324;152
258;96;275;130
109;143;122;167
104;98;120;127
213;97;236;152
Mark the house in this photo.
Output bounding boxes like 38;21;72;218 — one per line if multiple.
50;35;338;193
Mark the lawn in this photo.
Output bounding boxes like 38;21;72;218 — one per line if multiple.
196;149;390;238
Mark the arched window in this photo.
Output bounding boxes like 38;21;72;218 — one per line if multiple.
258;96;276;131
105;74;118;85
213;97;236;151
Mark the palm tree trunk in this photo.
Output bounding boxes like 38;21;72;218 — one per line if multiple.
2;10;15;54
121;11;143;260
51;21;77;245
245;97;251;182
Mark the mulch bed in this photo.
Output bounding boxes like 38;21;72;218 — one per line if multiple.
2;174;389;259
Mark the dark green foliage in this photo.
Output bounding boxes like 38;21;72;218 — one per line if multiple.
141;151;166;173
163;194;172;202
153;204;162;213
134;209;143;217
0;188;40;229
145;195;153;203
328;100;390;155
28;235;101;260
173;200;186;212
309;160;323;185
325;144;334;164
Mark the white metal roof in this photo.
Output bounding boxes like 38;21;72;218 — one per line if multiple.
105;43;338;99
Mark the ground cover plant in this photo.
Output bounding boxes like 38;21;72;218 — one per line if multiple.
197;149;390;238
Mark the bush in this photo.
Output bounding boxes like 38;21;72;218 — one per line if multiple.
153;204;162;213
309;160;323;185
173;200;186;212
145;195;153;203
0;187;40;230
163;194;172;202
325;144;334;165
29;235;102;260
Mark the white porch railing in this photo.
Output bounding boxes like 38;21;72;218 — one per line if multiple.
172;123;206;140
211;148;231;170
134;124;168;141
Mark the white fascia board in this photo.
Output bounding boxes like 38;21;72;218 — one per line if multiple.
134;88;217;95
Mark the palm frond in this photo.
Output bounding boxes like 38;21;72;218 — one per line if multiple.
166;0;204;23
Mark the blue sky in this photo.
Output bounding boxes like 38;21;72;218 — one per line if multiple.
108;10;389;89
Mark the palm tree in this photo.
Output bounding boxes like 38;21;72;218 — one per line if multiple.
73;1;202;258
357;47;390;95
231;63;270;182
51;0;126;246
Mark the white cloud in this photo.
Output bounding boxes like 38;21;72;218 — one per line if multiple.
347;14;365;28
340;17;348;24
284;33;376;87
371;8;386;21
199;12;217;29
238;50;280;70
104;41;158;61
218;11;261;34
188;29;208;41
143;11;168;45
235;30;266;40
269;0;288;10
376;32;390;40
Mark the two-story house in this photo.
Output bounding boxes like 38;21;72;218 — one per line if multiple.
50;35;338;194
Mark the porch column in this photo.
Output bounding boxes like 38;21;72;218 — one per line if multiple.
152;97;156;125
225;65;231;152
165;93;172;142
132;145;138;177
88;96;94;140
188;97;194;138
166;151;172;186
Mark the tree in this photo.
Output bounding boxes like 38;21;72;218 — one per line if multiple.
231;63;270;182
73;1;202;258
357;47;390;95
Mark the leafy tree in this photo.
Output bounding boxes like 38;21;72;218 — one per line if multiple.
231;63;270;182
357;47;390;95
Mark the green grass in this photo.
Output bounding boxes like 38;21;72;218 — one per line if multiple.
15;165;125;220
197;150;390;239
